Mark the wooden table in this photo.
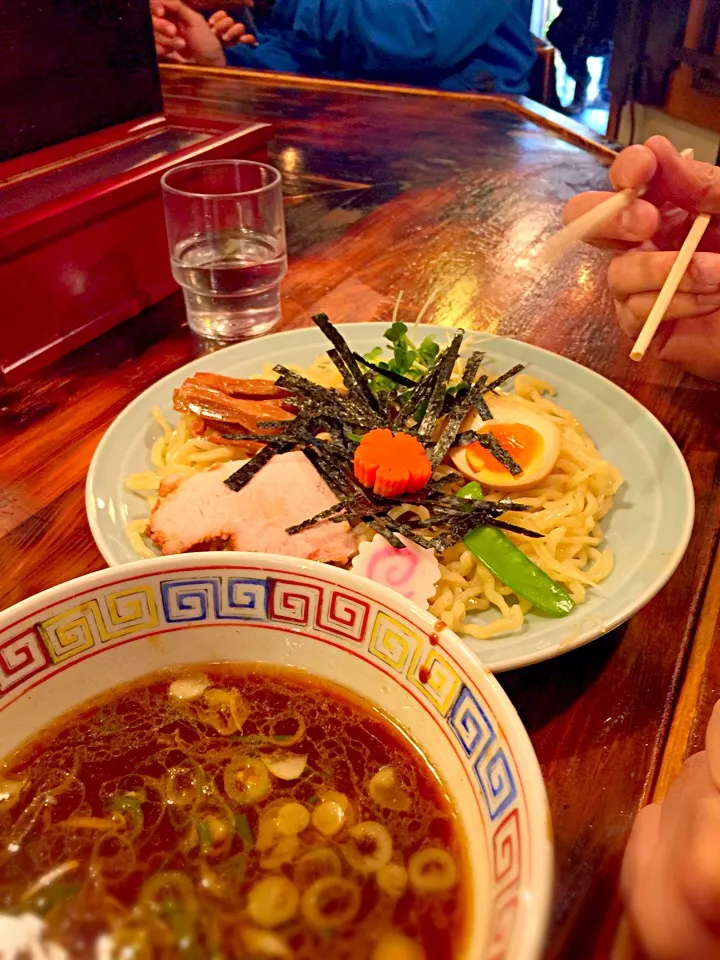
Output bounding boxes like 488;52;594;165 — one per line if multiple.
2;67;719;959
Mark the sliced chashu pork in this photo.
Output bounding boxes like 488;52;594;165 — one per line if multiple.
148;450;357;562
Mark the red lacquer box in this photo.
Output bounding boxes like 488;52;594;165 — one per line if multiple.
0;113;273;384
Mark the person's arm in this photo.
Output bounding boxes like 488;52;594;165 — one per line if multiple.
562;136;720;381
272;0;511;74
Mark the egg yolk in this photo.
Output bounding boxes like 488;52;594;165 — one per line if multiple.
466;423;542;476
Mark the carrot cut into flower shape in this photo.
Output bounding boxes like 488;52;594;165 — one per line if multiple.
354;429;432;498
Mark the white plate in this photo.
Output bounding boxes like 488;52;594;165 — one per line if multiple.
86;323;694;672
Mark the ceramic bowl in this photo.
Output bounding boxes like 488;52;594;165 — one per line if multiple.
0;553;552;959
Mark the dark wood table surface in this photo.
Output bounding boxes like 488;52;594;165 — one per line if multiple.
2;66;719;959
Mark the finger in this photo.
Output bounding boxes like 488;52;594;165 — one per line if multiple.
216;17;241;34
563;193;660;243
152;14;178;38
212;17;236;36
625;756;720;960
643;135;720;216
155;31;186;52
679;794;720;925
658;314;720;380
621;803;662;900
628;867;720;960
609;143;658;192
615;297;643;338
706;702;720;791
239;32;257;43
620;290;720;329
643;207;720;260
154;33;179;54
625;834;720;960
615;296;718;340
208;10;228;25
224;25;250;43
608;251;720;298
155;38;186;56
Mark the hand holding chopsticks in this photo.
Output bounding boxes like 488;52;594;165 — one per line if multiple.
541;186;642;265
555;136;720;379
630;149;712;361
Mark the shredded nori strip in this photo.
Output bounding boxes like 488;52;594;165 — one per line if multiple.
224;442;288;491
471;433;523;476
418;511;542;548
417;330;464;439
301;442;375;517
460;352;486;386
409;505;532;532
326;347;360;398
219;313;533;548
428;472;463;489
402;341;453;422
312;313;380;414
429;352;492;467
382;517;436;550
219;431;284;444
271;368;379;429
286;502;348;535
352;352;418;387
363;517;404;549
480;363;525;395
272;365;328;401
473;376;493;420
482;518;542;538
254;419;299;430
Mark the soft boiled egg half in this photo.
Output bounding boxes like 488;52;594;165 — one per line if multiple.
449;395;562;492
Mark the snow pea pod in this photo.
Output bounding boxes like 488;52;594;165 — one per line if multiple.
459;482;575;617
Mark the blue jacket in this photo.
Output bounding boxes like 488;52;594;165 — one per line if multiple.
224;0;535;94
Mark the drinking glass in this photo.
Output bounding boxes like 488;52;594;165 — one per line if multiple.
161;160;287;339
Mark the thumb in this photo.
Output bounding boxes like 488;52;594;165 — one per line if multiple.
208;10;231;24
645;135;720;216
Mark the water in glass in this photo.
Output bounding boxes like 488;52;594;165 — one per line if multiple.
172;228;287;339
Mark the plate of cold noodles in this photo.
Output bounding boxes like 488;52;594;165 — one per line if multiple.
86;315;694;671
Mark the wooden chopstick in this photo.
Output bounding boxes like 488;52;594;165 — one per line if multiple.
630;148;711;361
541;186;642;265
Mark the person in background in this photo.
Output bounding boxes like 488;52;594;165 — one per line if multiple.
563;135;720;381
547;0;617;115
151;0;536;94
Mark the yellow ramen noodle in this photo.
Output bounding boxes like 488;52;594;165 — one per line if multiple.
126;361;622;639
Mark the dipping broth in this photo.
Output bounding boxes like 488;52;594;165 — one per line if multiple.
0;665;469;959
